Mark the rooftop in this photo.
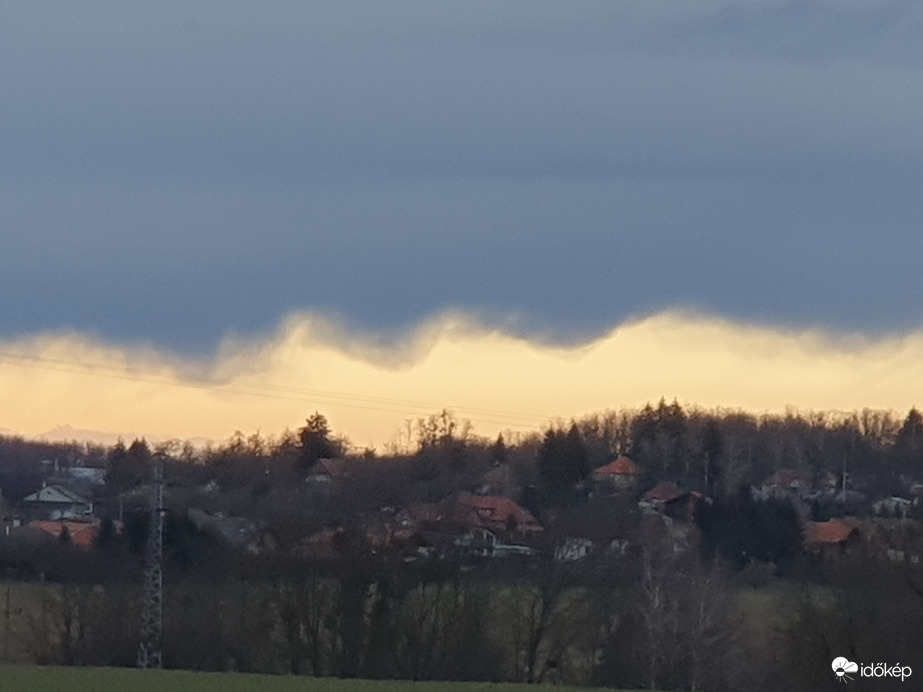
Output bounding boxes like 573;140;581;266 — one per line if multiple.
594;455;640;476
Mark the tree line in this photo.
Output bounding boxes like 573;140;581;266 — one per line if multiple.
2;402;923;690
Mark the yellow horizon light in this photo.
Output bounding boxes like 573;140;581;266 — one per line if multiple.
1;310;921;449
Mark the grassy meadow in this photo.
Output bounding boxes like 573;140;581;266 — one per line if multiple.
0;666;623;692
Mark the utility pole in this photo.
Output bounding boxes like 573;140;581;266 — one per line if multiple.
138;455;164;669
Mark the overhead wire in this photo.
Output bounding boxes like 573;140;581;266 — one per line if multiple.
0;349;550;433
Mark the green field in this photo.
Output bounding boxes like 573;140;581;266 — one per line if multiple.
0;666;622;692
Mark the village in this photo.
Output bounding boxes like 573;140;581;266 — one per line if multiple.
4;441;923;574
1;406;922;689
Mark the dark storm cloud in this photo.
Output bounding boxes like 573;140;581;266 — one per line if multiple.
2;1;923;351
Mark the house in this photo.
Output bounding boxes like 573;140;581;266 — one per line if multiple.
760;469;838;500
454;493;543;536
454;527;499;558
297;518;428;561
453;526;539;559
21;484;94;520
639;481;686;511
448;494;543;559
803;519;860;556
592;456;641;494
554;537;595;562
304;458;350;493
547;496;637;562
28;520;102;548
873;496;913;519
638;482;710;524
361;508;423;553
381;504;452;558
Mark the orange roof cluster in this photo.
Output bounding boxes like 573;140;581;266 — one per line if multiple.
594;455;640;476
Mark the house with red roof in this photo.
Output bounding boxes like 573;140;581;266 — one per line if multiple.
592;455;641;494
639;482;710;523
454;493;543;536
803;519;860;556
28;520;102;549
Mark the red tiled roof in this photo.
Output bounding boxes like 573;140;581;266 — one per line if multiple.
642;482;685;504
804;519;856;545
594;456;640;476
29;520;100;548
456;494;542;532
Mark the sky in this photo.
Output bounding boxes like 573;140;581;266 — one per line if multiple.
2;1;923;449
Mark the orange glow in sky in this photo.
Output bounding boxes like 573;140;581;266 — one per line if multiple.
2;311;921;450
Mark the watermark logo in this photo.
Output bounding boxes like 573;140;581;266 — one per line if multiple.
832;658;859;683
832;657;912;684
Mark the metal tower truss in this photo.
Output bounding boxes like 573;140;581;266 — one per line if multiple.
138;456;164;669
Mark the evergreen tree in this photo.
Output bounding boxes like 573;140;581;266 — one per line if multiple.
537;423;588;507
298;412;337;470
490;434;508;465
895;407;923;475
897;407;923;451
105;438;152;492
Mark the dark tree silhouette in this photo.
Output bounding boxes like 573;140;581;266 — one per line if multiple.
696;487;803;570
536;423;588;507
298;412;337;470
105;438;152;492
897;407;923;451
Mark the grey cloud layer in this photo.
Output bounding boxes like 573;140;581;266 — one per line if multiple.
2;1;922;350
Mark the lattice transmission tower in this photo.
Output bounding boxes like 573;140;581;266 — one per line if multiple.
138;455;165;669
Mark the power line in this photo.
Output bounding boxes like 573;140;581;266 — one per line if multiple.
0;350;551;432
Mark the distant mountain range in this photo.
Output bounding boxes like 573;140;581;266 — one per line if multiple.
5;424;212;449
